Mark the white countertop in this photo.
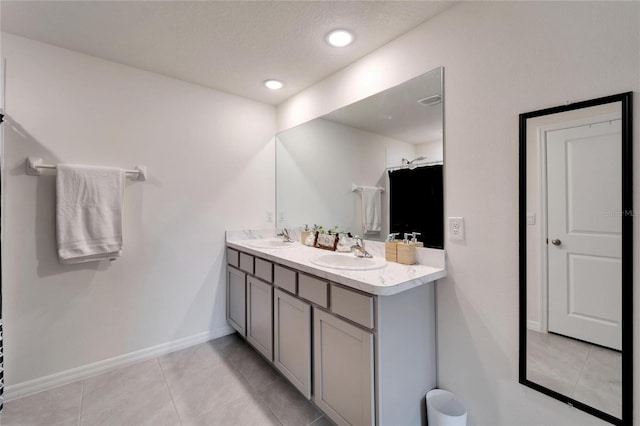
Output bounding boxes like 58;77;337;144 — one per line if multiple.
226;237;447;296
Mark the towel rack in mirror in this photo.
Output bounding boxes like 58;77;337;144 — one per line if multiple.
25;157;147;181
351;183;384;192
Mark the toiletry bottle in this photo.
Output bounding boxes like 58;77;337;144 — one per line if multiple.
411;232;424;247
397;233;416;265
385;233;400;262
301;225;311;246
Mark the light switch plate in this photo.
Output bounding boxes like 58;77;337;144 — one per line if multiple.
448;217;465;241
526;212;536;225
278;210;286;222
266;211;274;223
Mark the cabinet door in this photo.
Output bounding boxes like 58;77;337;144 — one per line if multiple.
227;266;246;336
314;309;374;426
274;288;312;399
247;276;273;361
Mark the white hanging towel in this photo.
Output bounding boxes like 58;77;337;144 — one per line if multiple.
56;164;125;264
361;187;381;233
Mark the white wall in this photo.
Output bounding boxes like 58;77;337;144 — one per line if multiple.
1;33;275;386
277;118;413;238
415;139;443;164
278;2;639;425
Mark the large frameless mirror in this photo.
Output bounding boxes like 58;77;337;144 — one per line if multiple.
276;67;444;247
519;92;633;425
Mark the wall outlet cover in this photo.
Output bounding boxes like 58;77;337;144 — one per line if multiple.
448;217;465;241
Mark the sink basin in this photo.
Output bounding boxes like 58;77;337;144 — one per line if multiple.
310;253;387;271
248;239;298;249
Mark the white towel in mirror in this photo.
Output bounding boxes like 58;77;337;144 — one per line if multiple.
361;187;381;233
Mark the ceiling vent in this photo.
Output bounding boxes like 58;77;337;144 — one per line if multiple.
417;94;442;106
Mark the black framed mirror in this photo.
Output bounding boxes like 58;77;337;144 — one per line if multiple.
519;92;633;425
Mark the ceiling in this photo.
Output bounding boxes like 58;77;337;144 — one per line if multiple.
0;1;453;105
323;67;443;144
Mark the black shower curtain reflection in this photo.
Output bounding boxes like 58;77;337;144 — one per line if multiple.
389;165;444;249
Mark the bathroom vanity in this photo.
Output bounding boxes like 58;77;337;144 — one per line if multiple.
225;232;446;426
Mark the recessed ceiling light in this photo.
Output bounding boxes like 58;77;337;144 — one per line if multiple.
264;79;284;90
326;29;354;47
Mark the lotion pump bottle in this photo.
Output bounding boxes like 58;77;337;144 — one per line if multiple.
397;233;416;265
384;233;400;262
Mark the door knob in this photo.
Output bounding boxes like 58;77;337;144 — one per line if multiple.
551;239;562;246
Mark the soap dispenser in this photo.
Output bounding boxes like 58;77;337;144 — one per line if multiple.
411;232;424;247
385;233;400;262
397;233;416;265
301;225;312;246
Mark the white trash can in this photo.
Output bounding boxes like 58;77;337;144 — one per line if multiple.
426;389;467;426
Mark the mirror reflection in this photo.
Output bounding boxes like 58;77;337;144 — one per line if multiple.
276;67;443;246
520;93;632;425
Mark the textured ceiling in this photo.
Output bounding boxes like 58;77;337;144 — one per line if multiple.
323;67;443;144
1;1;453;105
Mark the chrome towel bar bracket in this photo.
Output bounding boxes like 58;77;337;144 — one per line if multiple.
26;157;147;181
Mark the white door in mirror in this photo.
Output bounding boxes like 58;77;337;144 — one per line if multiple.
547;118;622;350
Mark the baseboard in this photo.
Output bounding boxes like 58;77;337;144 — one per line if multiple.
527;320;542;332
4;325;235;402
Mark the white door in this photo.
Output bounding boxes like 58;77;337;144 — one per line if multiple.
546;118;622;350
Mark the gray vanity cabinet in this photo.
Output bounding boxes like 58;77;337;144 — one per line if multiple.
313;308;374;426
273;288;312;399
246;276;273;361
227;244;438;426
226;266;246;336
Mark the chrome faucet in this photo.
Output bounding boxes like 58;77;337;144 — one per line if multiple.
277;228;294;243
351;236;373;258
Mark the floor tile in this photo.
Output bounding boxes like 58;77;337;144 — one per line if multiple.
80;359;180;426
162;356;254;422
308;415;336;426
218;334;253;359
256;376;322;426
526;330;590;395
0;381;82;426
2;335;329;426
158;340;227;379
225;342;280;390
183;393;281;426
573;346;622;418
210;333;243;353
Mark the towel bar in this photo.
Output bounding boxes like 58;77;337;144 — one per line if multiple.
26;157;147;181
351;183;384;192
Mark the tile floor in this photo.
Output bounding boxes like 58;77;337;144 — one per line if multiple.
526;330;621;418
0;333;333;426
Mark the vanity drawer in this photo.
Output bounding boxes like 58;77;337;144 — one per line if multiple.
227;248;239;268
239;253;254;274
255;258;273;283
298;274;328;308
330;285;374;329
274;265;297;294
